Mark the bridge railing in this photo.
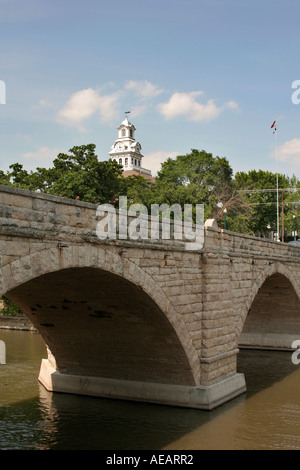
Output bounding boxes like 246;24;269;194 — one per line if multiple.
1;184;300;260
0;184;204;251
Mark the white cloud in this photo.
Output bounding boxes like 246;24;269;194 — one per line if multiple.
158;91;239;122
226;100;240;111
271;138;300;173
276;138;300;161
22;146;64;170
56;88;120;132
125;80;163;98
130;105;147;118
144;151;178;176
55;84;239;133
39;98;52;107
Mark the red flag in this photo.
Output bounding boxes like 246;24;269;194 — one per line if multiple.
271;120;276;128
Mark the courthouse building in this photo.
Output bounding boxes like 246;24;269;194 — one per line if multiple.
109;117;154;181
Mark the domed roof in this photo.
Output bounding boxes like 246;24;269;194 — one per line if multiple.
118;118;135;130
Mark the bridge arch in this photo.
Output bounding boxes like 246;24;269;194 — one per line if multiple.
0;243;200;386
237;262;300;349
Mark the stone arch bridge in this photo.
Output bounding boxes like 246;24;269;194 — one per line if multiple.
1;185;300;410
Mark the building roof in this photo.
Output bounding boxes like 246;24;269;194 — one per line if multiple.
117;118;135;129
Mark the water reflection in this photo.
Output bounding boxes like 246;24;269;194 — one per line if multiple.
1;330;300;450
165;354;300;450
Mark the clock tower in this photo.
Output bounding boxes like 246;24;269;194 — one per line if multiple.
109;117;153;180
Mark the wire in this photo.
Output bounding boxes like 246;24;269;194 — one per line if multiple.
237;188;300;193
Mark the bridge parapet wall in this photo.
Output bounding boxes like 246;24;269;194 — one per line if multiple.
0;184;199;251
204;225;300;262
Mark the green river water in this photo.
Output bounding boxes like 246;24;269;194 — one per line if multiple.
1;329;300;450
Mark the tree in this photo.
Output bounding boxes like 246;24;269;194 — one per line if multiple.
4;163;54;192
0;169;11;186
233;170;299;238
47;144;123;203
3;144;299;240
1;144;123;204
152;149;237;222
118;174;155;207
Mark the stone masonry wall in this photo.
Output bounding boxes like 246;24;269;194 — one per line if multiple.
1;185;300;388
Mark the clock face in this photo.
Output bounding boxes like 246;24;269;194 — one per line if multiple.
132;142;141;153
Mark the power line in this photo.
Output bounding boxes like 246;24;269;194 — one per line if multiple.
237;188;300;193
246;201;300;205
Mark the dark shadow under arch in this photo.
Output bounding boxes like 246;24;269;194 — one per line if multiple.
239;273;300;349
5;267;195;386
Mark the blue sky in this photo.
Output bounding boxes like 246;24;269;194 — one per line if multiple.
1;0;300;178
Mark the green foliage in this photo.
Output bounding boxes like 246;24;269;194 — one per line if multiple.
0;169;11;186
119;175;155;208
47;145;123;203
157;149;233;188
151;149;235;223
1;144;299;239
1;144;123;204
234;170;300;239
0;296;22;316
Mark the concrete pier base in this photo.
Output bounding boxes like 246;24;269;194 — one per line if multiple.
239;333;300;350
38;359;246;410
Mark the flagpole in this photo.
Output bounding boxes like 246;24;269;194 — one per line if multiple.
276;125;279;241
271;119;279;241
276;127;278;239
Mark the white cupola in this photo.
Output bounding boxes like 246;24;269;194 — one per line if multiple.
109;117;152;179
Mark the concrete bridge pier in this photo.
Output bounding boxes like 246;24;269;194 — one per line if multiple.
28;261;246;410
38;353;246;411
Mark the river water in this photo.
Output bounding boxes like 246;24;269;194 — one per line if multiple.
1;329;300;450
